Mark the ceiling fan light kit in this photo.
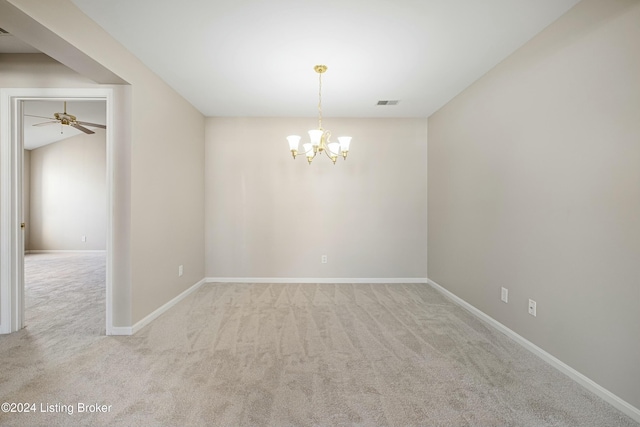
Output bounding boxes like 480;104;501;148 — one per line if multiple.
287;65;351;165
27;101;107;135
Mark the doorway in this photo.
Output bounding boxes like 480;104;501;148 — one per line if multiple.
0;88;117;335
22;99;107;334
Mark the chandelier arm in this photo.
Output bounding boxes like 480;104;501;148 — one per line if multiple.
323;148;339;164
301;148;316;158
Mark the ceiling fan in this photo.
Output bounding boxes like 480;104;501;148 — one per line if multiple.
25;101;106;135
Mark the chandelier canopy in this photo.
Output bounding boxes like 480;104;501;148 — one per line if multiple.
287;65;351;165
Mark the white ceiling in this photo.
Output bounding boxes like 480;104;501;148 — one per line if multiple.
4;1;581;118
67;0;580;118
23;100;106;150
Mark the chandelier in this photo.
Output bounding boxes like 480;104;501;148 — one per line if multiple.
287;65;352;164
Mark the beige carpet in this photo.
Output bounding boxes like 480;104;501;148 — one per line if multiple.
0;253;637;426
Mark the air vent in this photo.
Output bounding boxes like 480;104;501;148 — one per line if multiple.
0;28;10;35
377;100;399;106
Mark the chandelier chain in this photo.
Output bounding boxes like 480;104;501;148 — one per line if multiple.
318;71;323;129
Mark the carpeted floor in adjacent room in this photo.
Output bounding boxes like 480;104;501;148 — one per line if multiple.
0;252;637;426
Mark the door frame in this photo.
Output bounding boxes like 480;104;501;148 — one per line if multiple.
0;87;115;334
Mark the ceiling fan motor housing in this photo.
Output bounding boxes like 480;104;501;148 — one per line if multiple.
54;112;76;125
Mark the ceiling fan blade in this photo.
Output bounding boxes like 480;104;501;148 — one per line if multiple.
25;114;57;120
70;123;95;134
33;121;60;127
76;121;106;129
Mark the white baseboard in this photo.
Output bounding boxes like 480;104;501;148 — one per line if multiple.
131;278;207;335
108;277;425;336
206;277;428;284
107;326;133;336
427;278;640;423
106;278;207;336
26;250;106;254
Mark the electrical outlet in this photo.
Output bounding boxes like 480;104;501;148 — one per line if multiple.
81;235;87;242
528;299;537;317
178;265;184;277
321;255;327;264
501;287;508;303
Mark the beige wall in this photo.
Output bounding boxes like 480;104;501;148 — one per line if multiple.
2;0;206;326
28;131;106;251
206;117;427;279
428;0;640;409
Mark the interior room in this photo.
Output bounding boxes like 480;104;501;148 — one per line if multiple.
21;100;107;336
0;0;638;426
